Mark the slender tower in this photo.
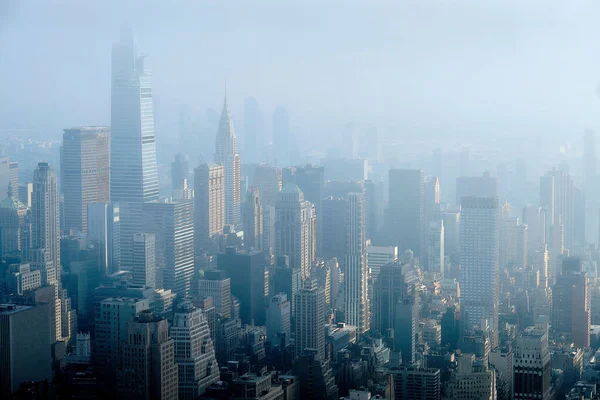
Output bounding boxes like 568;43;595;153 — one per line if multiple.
110;30;159;270
215;94;241;229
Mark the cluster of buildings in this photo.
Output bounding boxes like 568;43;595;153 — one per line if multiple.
4;30;600;400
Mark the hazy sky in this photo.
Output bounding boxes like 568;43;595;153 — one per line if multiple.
2;0;600;146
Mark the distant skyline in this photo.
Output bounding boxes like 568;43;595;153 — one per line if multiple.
2;1;600;149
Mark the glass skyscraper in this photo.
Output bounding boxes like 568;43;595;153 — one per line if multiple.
110;30;159;270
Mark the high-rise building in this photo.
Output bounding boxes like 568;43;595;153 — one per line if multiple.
322;197;346;266
364;179;384;241
273;106;291;167
391;366;441;400
194;163;224;254
262;204;276;252
292;350;339;400
344;193;369;334
455;172;498;205
244;97;266;164
395;289;419;365
132;232;156;288
251;164;282;207
552;257;590;348
143;199;194;296
87;202;121;275
499;215;528;270
217;248;268;326
0;187;27;258
445;354;497;400
271;257;302;319
522;205;546;257
31;162;61;285
198;270;231;319
18;182;33;208
266;292;291;341
215;95;241;229
0;303;52;398
460;196;500;347
584;129;597;179
61;126;110;234
424;176;440;224
110;31;159;271
0;156;18;201
294;165;325;255
95;297;151;380
426;220;445;277
171;152;189;193
388;169;425;256
243;187;262;251
172;302;220;398
117;312;178;400
8;161;18;202
513;320;551;400
294;278;326;360
366;245;398;280
276;184;312;279
540;168;575;255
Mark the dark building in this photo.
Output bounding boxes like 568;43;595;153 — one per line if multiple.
292;350;339;400
388;169;424;256
271;256;302;320
391;366;441;400
321;197;346;265
218;248;268;326
364;179;384;241
395;292;419;365
171;153;189;192
455;172;498;205
289;165;325;256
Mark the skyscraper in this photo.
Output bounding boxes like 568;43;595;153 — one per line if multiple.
266;292;291;341
344;193;369;334
194;163;224;253
455;172;498;205
172;302;220;398
215;95;241;229
294;165;325;255
0;187;27;258
0;303;52;398
276;184;312;279
110;31;159;270
87;202;121;275
198;270;231;319
117;312;178;400
143;199;195;296
31;162;61;290
171;152;189;193
391;366;441;400
460;196;500;347
513;320;552;400
540;168;575;254
322;197;346;267
252;164;282;207
61;126;110;234
244;97;266;164
0;156;18;201
388;169;425;256
272;106;291;167
242;186;262;251
132;232;156;288
294;278;326;360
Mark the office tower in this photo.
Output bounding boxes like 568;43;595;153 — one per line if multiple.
307;202;317;264
344;193;369;334
87;202;120;275
143;199;194;296
513;320;551;400
252;164;282;207
266;292;291;341
574;185;585;251
499;215;528;270
217;248;268;325
424;176;440;224
95;297;151;378
132;232;156;288
395;289;419;364
455;172;498;205
442;208;460;260
110;31;159;271
18;182;32;208
271;257;302;318
322;197;346;265
366;245;398;280
460;196;500;347
194;163;224;254
0;156;17;201
244;97;265;164
8;161;18;202
60;288;77;345
388;169;425;257
0;187;27;257
215;95;241;229
273;106;291;167
294;165;325;255
392;366;441;400
198;270;231;318
292;350;339;400
552;257;590;347
172;302;219;398
262;204;276;252
117;312;178;400
6;263;42;295
243;187;262;251
489;346;513;400
540;168;575;253
215;316;242;365
61;126;110;234
426;220;444;277
0;303;52;398
294;278;326;360
364;179;384;241
445;354;497;400
276;184;311;279
522;205;546;258
171;152;189;192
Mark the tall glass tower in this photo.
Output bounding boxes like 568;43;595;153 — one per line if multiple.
110;30;159;270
